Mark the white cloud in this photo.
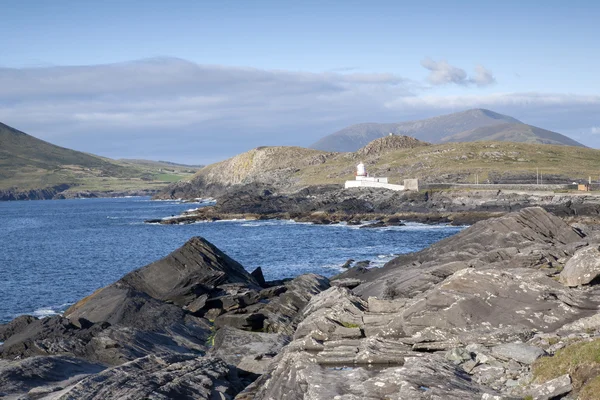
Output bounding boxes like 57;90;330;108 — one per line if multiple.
472;65;496;86
0;58;598;162
421;57;468;86
420;58;496;87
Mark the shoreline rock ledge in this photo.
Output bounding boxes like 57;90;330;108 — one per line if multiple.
3;207;600;398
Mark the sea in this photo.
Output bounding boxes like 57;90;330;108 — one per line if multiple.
0;197;464;323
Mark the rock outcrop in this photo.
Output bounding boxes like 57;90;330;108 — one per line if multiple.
0;237;330;399
5;207;600;399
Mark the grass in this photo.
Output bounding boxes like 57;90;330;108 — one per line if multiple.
340;321;361;329
156;173;188;182
532;339;600;399
294;141;600;187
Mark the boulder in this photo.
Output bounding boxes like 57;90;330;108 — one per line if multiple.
527;374;572;400
559;244;600;287
491;343;546;365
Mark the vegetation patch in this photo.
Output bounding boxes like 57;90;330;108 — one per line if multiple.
532;339;600;399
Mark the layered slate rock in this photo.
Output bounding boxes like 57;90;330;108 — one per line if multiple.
236;287;499;400
559;244;600;287
50;354;242;400
119;236;260;307
209;326;290;375
0;236;333;399
0;355;105;396
354;207;586;299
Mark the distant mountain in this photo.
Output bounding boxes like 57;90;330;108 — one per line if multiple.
0;122;196;199
441;123;585;147
310;109;584;152
118;159;204;170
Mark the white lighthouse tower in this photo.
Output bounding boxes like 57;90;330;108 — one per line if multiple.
356;161;367;177
345;161;409;191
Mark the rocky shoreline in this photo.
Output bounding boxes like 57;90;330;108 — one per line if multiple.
3;206;600;398
147;184;600;227
0;186;161;201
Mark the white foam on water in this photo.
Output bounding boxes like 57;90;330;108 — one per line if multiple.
31;308;60;318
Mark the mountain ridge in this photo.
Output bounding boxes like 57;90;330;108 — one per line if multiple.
310;108;583;152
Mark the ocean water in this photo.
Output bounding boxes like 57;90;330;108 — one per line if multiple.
0;197;464;323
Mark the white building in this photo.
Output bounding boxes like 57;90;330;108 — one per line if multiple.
344;162;405;191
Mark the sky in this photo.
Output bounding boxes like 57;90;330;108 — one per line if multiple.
1;0;599;164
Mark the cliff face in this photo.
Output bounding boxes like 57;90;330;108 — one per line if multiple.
0;184;71;201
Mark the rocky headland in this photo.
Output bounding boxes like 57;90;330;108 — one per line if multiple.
4;207;600;398
148;184;600;227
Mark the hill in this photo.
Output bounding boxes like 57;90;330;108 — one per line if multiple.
310;109;584;152
157;136;600;199
441;123;585;147
0;122;197;199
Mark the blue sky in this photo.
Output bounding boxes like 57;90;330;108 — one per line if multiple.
1;0;599;163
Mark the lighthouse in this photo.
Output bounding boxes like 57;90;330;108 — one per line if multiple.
345;161;411;191
356;161;367;177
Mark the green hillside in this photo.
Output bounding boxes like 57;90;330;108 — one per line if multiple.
169;136;600;198
0;122;197;193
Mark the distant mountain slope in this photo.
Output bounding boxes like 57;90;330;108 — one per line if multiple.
118;159;204;169
0;122;197;199
310;109;583;151
441;123;585;147
0;122;114;171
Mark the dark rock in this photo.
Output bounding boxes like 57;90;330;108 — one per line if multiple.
118;236;260;307
330;278;363;289
258;285;288;300
354;260;371;268
359;221;387;229
341;259;355;269
0;315;37;341
261;274;331;334
215;310;267;331
251;267;267;287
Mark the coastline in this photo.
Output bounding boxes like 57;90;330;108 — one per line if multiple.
3;206;600;398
